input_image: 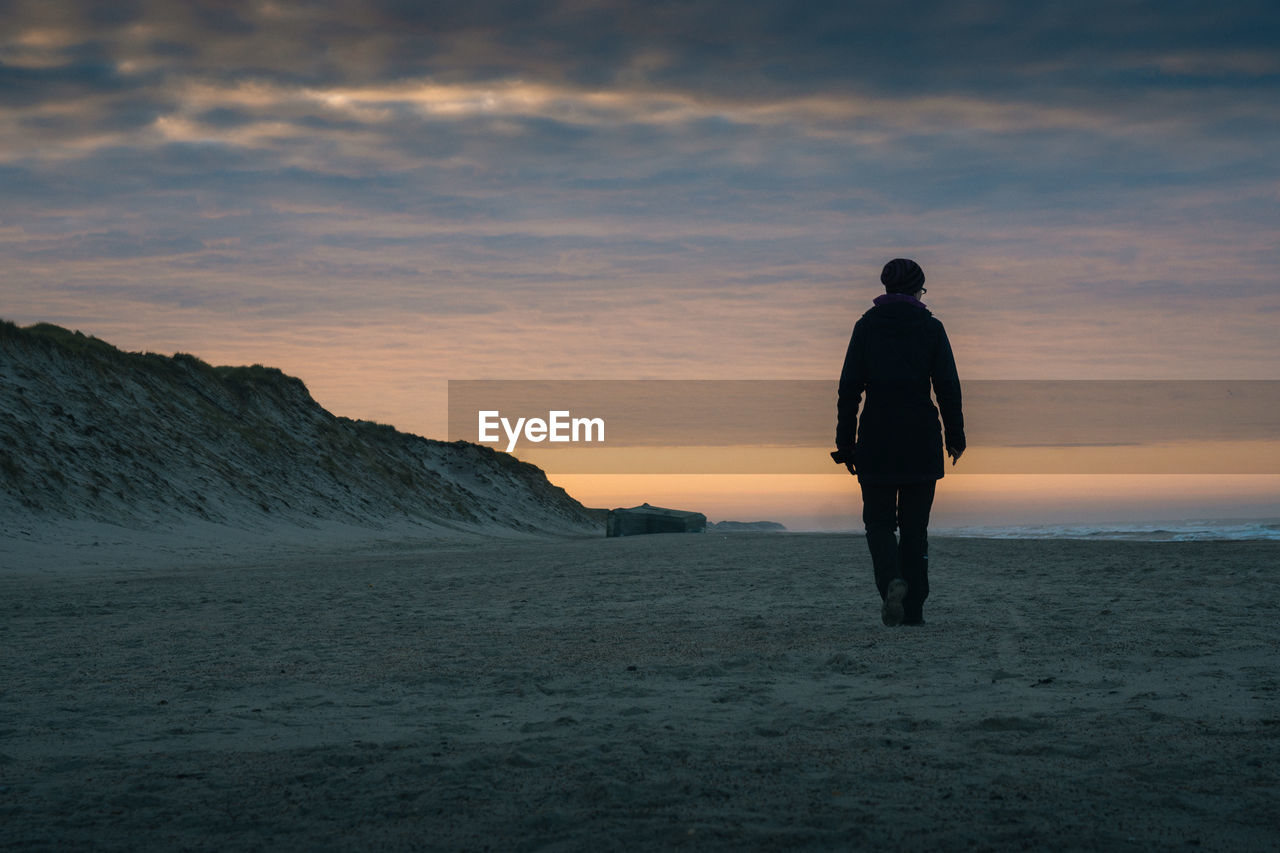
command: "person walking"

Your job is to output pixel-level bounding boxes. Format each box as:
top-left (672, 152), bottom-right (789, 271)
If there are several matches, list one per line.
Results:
top-left (834, 258), bottom-right (965, 626)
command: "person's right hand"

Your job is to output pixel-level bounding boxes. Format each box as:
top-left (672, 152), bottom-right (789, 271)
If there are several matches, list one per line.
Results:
top-left (947, 446), bottom-right (964, 465)
top-left (831, 445), bottom-right (856, 475)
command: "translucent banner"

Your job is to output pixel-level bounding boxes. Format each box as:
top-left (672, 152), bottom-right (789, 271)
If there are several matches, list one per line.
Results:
top-left (447, 380), bottom-right (1280, 474)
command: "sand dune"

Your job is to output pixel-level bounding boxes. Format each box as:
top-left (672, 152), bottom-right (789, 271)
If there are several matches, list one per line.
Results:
top-left (1, 532), bottom-right (1276, 850)
top-left (0, 321), bottom-right (599, 536)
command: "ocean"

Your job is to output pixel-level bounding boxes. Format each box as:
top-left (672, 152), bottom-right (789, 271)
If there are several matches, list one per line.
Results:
top-left (933, 518), bottom-right (1280, 542)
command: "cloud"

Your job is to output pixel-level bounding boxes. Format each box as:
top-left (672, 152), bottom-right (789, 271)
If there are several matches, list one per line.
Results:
top-left (0, 0), bottom-right (1276, 434)
top-left (14, 229), bottom-right (205, 260)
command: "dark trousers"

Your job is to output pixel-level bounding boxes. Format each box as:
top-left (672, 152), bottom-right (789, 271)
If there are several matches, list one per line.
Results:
top-left (860, 480), bottom-right (936, 620)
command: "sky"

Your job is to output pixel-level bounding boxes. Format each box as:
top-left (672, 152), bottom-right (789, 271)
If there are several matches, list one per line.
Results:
top-left (3, 0), bottom-right (1278, 528)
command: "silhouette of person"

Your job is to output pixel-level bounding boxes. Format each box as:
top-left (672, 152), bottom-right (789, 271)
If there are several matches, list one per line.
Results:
top-left (834, 258), bottom-right (965, 626)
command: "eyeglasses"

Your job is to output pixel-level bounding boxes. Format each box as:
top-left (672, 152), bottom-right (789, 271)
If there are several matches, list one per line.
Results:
top-left (919, 287), bottom-right (927, 295)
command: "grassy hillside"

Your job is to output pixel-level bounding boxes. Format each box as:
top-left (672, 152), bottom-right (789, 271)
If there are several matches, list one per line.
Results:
top-left (0, 320), bottom-right (601, 534)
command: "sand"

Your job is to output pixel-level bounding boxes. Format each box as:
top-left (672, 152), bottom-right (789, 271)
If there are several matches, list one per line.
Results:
top-left (1, 532), bottom-right (1277, 851)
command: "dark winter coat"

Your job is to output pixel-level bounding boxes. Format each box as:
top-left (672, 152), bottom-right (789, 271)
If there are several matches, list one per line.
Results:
top-left (836, 298), bottom-right (965, 484)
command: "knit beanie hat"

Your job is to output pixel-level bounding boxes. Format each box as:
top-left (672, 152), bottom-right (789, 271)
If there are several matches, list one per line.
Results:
top-left (881, 258), bottom-right (925, 293)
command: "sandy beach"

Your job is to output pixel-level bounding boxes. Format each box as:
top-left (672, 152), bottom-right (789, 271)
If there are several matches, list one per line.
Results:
top-left (1, 532), bottom-right (1277, 851)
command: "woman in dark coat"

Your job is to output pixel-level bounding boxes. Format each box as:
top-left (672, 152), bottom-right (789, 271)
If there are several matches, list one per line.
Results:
top-left (835, 258), bottom-right (965, 626)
